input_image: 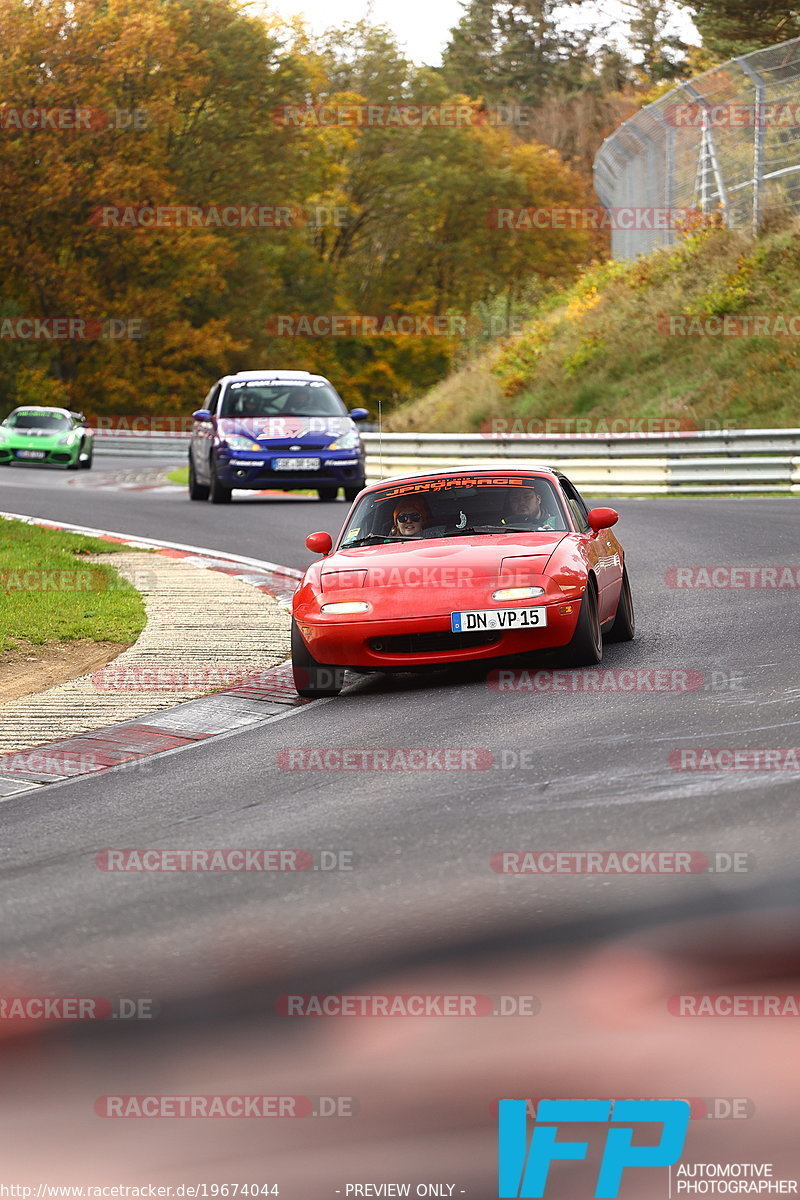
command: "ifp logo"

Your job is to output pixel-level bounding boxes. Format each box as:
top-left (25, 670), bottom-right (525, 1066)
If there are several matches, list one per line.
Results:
top-left (498, 1098), bottom-right (690, 1197)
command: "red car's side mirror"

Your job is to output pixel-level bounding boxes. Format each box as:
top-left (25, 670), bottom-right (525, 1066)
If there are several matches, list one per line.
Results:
top-left (306, 531), bottom-right (333, 555)
top-left (587, 507), bottom-right (619, 533)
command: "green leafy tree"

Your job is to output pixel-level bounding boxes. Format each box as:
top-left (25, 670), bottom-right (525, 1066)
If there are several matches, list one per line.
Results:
top-left (442, 0), bottom-right (598, 106)
top-left (622, 0), bottom-right (690, 82)
top-left (688, 0), bottom-right (800, 59)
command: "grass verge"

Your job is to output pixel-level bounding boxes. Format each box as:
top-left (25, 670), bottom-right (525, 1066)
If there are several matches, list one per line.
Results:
top-left (0, 518), bottom-right (147, 652)
top-left (388, 220), bottom-right (800, 433)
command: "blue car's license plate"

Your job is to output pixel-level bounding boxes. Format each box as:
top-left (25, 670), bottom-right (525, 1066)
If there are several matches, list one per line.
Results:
top-left (272, 457), bottom-right (320, 471)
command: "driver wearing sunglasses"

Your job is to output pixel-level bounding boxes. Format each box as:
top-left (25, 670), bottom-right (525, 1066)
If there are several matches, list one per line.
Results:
top-left (391, 497), bottom-right (430, 538)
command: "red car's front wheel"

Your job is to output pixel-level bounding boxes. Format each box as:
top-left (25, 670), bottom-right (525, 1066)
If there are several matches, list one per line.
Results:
top-left (560, 579), bottom-right (602, 667)
top-left (291, 620), bottom-right (344, 698)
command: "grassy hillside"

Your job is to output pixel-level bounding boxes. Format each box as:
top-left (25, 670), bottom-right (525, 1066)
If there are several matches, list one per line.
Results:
top-left (387, 222), bottom-right (800, 432)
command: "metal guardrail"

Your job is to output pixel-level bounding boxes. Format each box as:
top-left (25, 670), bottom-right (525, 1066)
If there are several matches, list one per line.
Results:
top-left (94, 429), bottom-right (800, 494)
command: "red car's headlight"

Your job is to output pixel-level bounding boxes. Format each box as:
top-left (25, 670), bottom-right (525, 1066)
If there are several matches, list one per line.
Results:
top-left (320, 601), bottom-right (371, 614)
top-left (491, 586), bottom-right (545, 601)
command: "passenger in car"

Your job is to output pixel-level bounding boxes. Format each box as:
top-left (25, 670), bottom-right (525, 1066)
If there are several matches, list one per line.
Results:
top-left (502, 485), bottom-right (554, 530)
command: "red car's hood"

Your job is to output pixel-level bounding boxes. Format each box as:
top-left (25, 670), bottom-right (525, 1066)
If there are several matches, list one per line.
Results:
top-left (321, 532), bottom-right (567, 586)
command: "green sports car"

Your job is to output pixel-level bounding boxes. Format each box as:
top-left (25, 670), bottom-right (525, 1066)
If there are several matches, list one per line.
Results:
top-left (0, 406), bottom-right (94, 470)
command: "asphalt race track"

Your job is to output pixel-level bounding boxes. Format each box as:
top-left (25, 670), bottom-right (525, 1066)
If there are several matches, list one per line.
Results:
top-left (0, 456), bottom-right (797, 991)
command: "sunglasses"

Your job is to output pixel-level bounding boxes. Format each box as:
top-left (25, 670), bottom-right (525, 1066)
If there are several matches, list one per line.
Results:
top-left (396, 512), bottom-right (423, 522)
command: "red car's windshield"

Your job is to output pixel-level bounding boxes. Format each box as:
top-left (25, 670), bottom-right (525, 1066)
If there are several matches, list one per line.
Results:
top-left (340, 475), bottom-right (569, 547)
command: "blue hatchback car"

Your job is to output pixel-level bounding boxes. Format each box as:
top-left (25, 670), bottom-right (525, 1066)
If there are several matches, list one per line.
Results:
top-left (188, 370), bottom-right (369, 504)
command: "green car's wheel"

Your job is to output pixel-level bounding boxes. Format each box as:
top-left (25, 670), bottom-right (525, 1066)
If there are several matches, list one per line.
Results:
top-left (79, 443), bottom-right (93, 469)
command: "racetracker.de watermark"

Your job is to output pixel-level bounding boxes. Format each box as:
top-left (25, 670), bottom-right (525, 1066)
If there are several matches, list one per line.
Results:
top-left (265, 314), bottom-right (480, 337)
top-left (0, 318), bottom-right (145, 340)
top-left (669, 994), bottom-right (800, 1016)
top-left (93, 848), bottom-right (354, 871)
top-left (273, 103), bottom-right (602, 129)
top-left (488, 206), bottom-right (697, 231)
top-left (666, 566), bottom-right (800, 588)
top-left (0, 751), bottom-right (103, 776)
top-left (276, 993), bottom-right (539, 1016)
top-left (664, 101), bottom-right (800, 127)
top-left (90, 666), bottom-right (276, 691)
top-left (659, 314), bottom-right (800, 337)
top-left (1, 569), bottom-right (102, 592)
top-left (90, 204), bottom-right (307, 229)
top-left (669, 748), bottom-right (799, 770)
top-left (489, 1097), bottom-right (755, 1121)
top-left (276, 748), bottom-right (492, 770)
top-left (95, 1095), bottom-right (356, 1117)
top-left (273, 103), bottom-right (477, 127)
top-left (0, 106), bottom-right (147, 131)
top-left (480, 417), bottom-right (728, 437)
top-left (0, 996), bottom-right (155, 1020)
top-left (486, 668), bottom-right (707, 693)
top-left (0, 567), bottom-right (156, 592)
top-left (91, 204), bottom-right (356, 230)
top-left (490, 850), bottom-right (753, 874)
top-left (91, 415), bottom-right (194, 435)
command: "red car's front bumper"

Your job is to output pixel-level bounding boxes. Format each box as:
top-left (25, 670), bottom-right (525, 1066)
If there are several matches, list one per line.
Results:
top-left (294, 600), bottom-right (582, 670)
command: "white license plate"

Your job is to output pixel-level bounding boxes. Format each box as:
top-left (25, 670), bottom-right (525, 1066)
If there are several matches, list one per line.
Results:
top-left (16, 449), bottom-right (46, 459)
top-left (272, 457), bottom-right (320, 471)
top-left (451, 607), bottom-right (547, 632)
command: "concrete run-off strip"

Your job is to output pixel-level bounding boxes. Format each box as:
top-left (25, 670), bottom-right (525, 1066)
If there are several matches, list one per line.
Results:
top-left (0, 515), bottom-right (305, 793)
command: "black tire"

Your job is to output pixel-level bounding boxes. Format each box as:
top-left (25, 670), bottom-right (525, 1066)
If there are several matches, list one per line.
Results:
top-left (209, 458), bottom-right (232, 504)
top-left (317, 487), bottom-right (338, 501)
top-left (291, 620), bottom-right (344, 697)
top-left (344, 481), bottom-right (365, 502)
top-left (188, 455), bottom-right (210, 501)
top-left (79, 443), bottom-right (93, 470)
top-left (560, 578), bottom-right (602, 667)
top-left (606, 564), bottom-right (635, 643)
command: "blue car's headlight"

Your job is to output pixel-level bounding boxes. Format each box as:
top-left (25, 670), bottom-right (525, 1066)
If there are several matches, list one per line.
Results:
top-left (328, 429), bottom-right (360, 451)
top-left (221, 435), bottom-right (261, 451)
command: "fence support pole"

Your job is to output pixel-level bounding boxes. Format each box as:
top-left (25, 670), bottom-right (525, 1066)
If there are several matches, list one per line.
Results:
top-left (652, 109), bottom-right (675, 245)
top-left (685, 84), bottom-right (730, 221)
top-left (736, 58), bottom-right (766, 235)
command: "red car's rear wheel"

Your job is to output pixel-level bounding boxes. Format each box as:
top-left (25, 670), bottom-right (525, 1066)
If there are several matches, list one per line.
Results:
top-left (606, 564), bottom-right (635, 643)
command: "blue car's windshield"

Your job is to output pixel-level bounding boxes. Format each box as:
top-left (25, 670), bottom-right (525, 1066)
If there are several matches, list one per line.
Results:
top-left (220, 381), bottom-right (346, 418)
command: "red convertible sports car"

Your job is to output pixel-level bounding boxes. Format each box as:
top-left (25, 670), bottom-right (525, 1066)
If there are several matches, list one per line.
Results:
top-left (291, 466), bottom-right (634, 697)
